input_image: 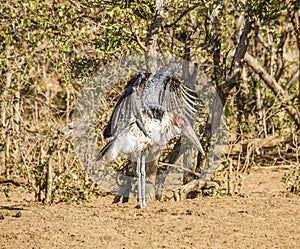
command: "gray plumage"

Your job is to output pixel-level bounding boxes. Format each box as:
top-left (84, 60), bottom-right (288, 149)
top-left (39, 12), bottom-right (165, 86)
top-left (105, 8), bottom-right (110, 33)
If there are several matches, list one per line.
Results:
top-left (96, 62), bottom-right (205, 207)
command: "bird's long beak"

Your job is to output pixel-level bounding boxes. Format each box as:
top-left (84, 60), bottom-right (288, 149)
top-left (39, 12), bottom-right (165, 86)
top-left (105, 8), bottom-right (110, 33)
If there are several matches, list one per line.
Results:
top-left (181, 124), bottom-right (205, 156)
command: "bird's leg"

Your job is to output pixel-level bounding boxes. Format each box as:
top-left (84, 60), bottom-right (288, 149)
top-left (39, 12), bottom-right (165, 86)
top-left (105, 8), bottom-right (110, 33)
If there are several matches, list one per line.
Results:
top-left (136, 152), bottom-right (143, 208)
top-left (141, 153), bottom-right (146, 206)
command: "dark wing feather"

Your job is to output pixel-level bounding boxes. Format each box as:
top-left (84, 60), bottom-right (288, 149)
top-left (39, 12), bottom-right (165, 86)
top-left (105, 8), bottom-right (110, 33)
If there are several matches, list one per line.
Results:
top-left (103, 71), bottom-right (150, 139)
top-left (140, 62), bottom-right (205, 156)
top-left (96, 139), bottom-right (113, 161)
top-left (142, 63), bottom-right (204, 119)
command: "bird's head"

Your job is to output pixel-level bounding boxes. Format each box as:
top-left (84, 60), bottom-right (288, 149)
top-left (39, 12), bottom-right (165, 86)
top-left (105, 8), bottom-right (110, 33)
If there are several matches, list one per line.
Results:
top-left (174, 114), bottom-right (187, 128)
top-left (174, 113), bottom-right (205, 156)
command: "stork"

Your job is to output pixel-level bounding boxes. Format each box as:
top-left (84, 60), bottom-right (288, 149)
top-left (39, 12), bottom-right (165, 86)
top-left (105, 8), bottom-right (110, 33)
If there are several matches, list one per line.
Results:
top-left (96, 63), bottom-right (205, 208)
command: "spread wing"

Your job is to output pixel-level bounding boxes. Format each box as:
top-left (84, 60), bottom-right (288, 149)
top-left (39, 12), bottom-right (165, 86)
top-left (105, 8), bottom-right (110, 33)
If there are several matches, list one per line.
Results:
top-left (96, 71), bottom-right (150, 161)
top-left (103, 71), bottom-right (151, 139)
top-left (97, 63), bottom-right (205, 161)
top-left (140, 62), bottom-right (205, 156)
top-left (142, 62), bottom-right (204, 121)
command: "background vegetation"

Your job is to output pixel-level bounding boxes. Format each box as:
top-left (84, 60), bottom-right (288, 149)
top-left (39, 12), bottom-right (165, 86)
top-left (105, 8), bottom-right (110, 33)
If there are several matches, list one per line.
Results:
top-left (1, 0), bottom-right (299, 202)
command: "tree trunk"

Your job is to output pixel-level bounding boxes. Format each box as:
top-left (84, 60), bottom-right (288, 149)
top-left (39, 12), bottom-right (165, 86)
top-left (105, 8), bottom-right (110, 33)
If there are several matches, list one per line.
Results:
top-left (199, 13), bottom-right (255, 183)
top-left (144, 0), bottom-right (165, 73)
top-left (45, 161), bottom-right (53, 203)
top-left (143, 0), bottom-right (165, 200)
top-left (2, 72), bottom-right (12, 178)
top-left (285, 0), bottom-right (300, 111)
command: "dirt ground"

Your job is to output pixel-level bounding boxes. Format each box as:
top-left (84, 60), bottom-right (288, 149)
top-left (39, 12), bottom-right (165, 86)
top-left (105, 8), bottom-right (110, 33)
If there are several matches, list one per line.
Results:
top-left (1, 167), bottom-right (300, 249)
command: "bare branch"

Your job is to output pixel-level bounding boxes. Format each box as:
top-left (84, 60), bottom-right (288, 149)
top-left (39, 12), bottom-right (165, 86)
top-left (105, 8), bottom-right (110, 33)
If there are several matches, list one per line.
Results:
top-left (165, 3), bottom-right (203, 28)
top-left (223, 17), bottom-right (255, 96)
top-left (275, 26), bottom-right (289, 81)
top-left (244, 52), bottom-right (300, 127)
top-left (285, 0), bottom-right (300, 110)
top-left (284, 69), bottom-right (300, 90)
top-left (204, 2), bottom-right (224, 83)
top-left (158, 162), bottom-right (200, 177)
top-left (285, 0), bottom-right (300, 50)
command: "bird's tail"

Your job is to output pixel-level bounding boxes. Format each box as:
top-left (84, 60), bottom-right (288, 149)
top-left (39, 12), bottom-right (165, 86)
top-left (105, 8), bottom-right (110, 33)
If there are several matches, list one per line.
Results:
top-left (95, 140), bottom-right (113, 161)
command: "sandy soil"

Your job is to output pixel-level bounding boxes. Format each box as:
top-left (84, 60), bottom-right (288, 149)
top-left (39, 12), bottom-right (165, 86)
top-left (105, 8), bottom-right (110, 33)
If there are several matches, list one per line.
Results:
top-left (1, 167), bottom-right (300, 249)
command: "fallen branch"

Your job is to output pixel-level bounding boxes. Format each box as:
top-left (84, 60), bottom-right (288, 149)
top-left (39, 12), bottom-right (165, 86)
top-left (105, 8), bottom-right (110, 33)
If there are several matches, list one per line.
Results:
top-left (0, 178), bottom-right (27, 187)
top-left (158, 162), bottom-right (200, 177)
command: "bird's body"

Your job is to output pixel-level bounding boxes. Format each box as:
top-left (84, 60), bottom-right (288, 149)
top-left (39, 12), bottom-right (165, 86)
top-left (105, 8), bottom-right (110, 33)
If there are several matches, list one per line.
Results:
top-left (96, 63), bottom-right (205, 208)
top-left (101, 112), bottom-right (184, 162)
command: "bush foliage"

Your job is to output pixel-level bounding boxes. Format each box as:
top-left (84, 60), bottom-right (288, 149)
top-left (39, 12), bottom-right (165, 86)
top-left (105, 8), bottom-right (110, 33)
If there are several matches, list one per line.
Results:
top-left (1, 0), bottom-right (299, 201)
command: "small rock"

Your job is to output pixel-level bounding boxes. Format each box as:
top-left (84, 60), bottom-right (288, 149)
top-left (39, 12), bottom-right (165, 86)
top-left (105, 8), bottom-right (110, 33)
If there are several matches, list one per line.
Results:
top-left (0, 214), bottom-right (4, 220)
top-left (12, 211), bottom-right (22, 218)
top-left (158, 208), bottom-right (167, 212)
top-left (237, 210), bottom-right (248, 214)
top-left (186, 210), bottom-right (193, 215)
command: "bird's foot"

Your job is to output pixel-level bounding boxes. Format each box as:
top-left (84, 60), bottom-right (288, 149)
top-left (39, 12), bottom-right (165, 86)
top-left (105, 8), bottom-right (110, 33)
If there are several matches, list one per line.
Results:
top-left (136, 199), bottom-right (147, 209)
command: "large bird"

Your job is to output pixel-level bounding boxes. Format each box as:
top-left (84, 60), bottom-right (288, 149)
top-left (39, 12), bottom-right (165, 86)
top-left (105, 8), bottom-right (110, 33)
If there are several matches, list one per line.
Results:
top-left (96, 62), bottom-right (205, 208)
